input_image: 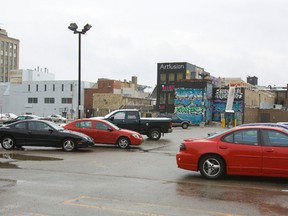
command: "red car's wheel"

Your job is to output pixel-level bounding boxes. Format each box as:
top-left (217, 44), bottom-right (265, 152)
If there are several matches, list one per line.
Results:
top-left (117, 137), bottom-right (130, 149)
top-left (199, 155), bottom-right (226, 179)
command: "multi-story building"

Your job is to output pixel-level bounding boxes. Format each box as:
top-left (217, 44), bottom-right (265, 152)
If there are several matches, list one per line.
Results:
top-left (0, 80), bottom-right (94, 119)
top-left (156, 62), bottom-right (212, 124)
top-left (0, 28), bottom-right (19, 82)
top-left (84, 76), bottom-right (153, 117)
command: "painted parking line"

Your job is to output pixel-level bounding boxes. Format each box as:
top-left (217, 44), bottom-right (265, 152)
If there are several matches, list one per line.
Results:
top-left (14, 213), bottom-right (48, 216)
top-left (64, 195), bottom-right (243, 216)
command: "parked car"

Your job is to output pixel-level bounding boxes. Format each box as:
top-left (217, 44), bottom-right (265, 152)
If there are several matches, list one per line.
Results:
top-left (93, 109), bottom-right (173, 140)
top-left (63, 118), bottom-right (143, 149)
top-left (176, 125), bottom-right (288, 179)
top-left (47, 114), bottom-right (67, 123)
top-left (277, 122), bottom-right (288, 126)
top-left (239, 122), bottom-right (288, 129)
top-left (3, 114), bottom-right (40, 125)
top-left (0, 119), bottom-right (94, 151)
top-left (158, 114), bottom-right (191, 129)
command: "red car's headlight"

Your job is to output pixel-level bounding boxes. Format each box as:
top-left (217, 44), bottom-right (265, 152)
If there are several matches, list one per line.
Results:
top-left (132, 133), bottom-right (142, 139)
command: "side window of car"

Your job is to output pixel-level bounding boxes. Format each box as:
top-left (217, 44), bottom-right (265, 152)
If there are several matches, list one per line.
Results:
top-left (222, 129), bottom-right (258, 145)
top-left (76, 121), bottom-right (92, 128)
top-left (222, 133), bottom-right (234, 143)
top-left (15, 122), bottom-right (26, 130)
top-left (262, 129), bottom-right (288, 147)
top-left (28, 122), bottom-right (50, 131)
top-left (95, 122), bottom-right (110, 130)
top-left (113, 112), bottom-right (125, 120)
top-left (126, 112), bottom-right (137, 120)
top-left (172, 116), bottom-right (178, 120)
top-left (234, 130), bottom-right (258, 145)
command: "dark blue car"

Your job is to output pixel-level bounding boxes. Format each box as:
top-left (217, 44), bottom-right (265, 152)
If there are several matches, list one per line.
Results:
top-left (158, 114), bottom-right (191, 129)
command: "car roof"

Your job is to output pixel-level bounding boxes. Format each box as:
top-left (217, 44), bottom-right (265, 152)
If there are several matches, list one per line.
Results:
top-left (239, 123), bottom-right (288, 129)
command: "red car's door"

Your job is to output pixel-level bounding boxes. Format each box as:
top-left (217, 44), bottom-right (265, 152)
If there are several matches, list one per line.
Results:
top-left (218, 129), bottom-right (262, 175)
top-left (92, 121), bottom-right (117, 144)
top-left (261, 129), bottom-right (288, 176)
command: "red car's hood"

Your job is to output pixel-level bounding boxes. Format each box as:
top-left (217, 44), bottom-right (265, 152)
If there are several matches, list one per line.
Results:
top-left (119, 128), bottom-right (139, 134)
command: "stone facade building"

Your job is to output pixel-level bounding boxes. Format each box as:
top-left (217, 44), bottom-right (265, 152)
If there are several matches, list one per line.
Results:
top-left (0, 28), bottom-right (19, 82)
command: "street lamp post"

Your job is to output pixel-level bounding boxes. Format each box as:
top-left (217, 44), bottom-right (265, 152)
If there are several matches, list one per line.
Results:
top-left (68, 23), bottom-right (92, 119)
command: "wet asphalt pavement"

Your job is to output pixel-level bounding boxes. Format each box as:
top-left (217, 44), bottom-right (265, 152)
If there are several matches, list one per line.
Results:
top-left (0, 125), bottom-right (288, 216)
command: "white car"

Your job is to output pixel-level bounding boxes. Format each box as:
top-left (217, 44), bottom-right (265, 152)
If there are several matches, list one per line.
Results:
top-left (48, 114), bottom-right (67, 123)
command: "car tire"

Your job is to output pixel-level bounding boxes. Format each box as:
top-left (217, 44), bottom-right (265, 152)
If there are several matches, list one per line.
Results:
top-left (182, 123), bottom-right (189, 129)
top-left (148, 128), bottom-right (161, 140)
top-left (1, 136), bottom-right (16, 150)
top-left (117, 137), bottom-right (130, 149)
top-left (199, 154), bottom-right (226, 179)
top-left (62, 138), bottom-right (76, 152)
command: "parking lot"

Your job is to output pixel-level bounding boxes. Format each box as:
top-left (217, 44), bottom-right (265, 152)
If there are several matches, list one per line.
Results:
top-left (0, 125), bottom-right (288, 216)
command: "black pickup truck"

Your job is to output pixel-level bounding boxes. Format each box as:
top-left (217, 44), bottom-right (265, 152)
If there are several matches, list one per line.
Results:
top-left (96, 109), bottom-right (173, 140)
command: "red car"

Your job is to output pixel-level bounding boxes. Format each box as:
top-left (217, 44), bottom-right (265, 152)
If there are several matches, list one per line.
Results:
top-left (63, 119), bottom-right (143, 149)
top-left (176, 126), bottom-right (288, 179)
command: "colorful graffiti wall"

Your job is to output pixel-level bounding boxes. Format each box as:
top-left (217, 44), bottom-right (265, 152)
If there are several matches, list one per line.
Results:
top-left (212, 88), bottom-right (244, 123)
top-left (174, 87), bottom-right (212, 125)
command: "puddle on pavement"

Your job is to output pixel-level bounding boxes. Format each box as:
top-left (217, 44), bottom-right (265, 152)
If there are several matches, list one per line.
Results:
top-left (0, 153), bottom-right (63, 169)
top-left (176, 180), bottom-right (288, 215)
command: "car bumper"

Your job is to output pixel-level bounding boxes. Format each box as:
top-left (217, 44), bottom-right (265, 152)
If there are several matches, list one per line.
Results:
top-left (131, 139), bottom-right (143, 145)
top-left (176, 152), bottom-right (198, 171)
top-left (76, 140), bottom-right (94, 148)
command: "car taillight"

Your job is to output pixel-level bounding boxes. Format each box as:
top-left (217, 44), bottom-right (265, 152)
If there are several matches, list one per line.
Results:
top-left (179, 143), bottom-right (186, 151)
top-left (169, 122), bottom-right (172, 128)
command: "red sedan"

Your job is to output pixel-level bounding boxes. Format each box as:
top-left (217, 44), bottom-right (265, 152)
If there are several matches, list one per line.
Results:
top-left (176, 126), bottom-right (288, 179)
top-left (63, 119), bottom-right (143, 149)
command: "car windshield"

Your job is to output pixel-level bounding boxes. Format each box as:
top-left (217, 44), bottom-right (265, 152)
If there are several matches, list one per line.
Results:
top-left (47, 121), bottom-right (65, 130)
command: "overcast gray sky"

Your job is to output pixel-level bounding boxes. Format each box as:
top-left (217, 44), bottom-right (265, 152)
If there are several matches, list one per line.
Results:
top-left (2, 0), bottom-right (288, 88)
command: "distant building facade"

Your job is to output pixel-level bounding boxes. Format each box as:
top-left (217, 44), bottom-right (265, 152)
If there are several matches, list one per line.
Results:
top-left (156, 62), bottom-right (212, 124)
top-left (84, 76), bottom-right (153, 117)
top-left (0, 28), bottom-right (19, 82)
top-left (10, 67), bottom-right (55, 84)
top-left (0, 80), bottom-right (94, 119)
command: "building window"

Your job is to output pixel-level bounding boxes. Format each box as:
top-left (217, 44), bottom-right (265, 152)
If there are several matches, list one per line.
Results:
top-left (168, 73), bottom-right (175, 82)
top-left (44, 98), bottom-right (55, 104)
top-left (28, 97), bottom-right (38, 104)
top-left (159, 93), bottom-right (166, 104)
top-left (28, 84), bottom-right (30, 92)
top-left (36, 84), bottom-right (38, 91)
top-left (107, 82), bottom-right (111, 87)
top-left (61, 98), bottom-right (72, 104)
top-left (44, 84), bottom-right (47, 91)
top-left (160, 73), bottom-right (166, 84)
top-left (70, 84), bottom-right (73, 91)
top-left (53, 84), bottom-right (55, 91)
top-left (167, 93), bottom-right (174, 104)
top-left (176, 72), bottom-right (183, 81)
top-left (62, 84), bottom-right (64, 91)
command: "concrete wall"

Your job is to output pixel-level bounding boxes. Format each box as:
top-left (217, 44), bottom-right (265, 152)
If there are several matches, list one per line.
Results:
top-left (243, 107), bottom-right (259, 123)
top-left (258, 109), bottom-right (288, 123)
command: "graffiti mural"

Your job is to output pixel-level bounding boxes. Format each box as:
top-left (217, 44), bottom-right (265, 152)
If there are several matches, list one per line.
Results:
top-left (214, 88), bottom-right (243, 100)
top-left (174, 88), bottom-right (212, 125)
top-left (212, 88), bottom-right (244, 123)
